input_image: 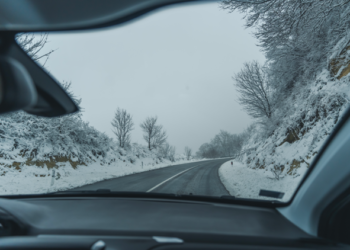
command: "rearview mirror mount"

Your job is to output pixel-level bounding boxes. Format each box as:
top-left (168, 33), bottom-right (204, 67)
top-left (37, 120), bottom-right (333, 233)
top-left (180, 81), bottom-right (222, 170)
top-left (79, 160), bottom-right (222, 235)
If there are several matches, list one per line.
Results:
top-left (0, 57), bottom-right (37, 114)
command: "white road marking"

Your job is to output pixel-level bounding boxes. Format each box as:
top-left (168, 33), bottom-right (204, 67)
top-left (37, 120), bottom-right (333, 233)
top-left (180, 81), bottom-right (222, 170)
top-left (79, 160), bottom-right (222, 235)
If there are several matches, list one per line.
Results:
top-left (146, 164), bottom-right (201, 192)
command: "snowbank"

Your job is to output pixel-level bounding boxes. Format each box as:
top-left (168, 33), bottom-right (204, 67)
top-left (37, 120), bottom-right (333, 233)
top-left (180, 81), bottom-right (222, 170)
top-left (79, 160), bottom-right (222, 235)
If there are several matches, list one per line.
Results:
top-left (0, 158), bottom-right (201, 195)
top-left (219, 160), bottom-right (308, 201)
top-left (0, 108), bottom-right (202, 195)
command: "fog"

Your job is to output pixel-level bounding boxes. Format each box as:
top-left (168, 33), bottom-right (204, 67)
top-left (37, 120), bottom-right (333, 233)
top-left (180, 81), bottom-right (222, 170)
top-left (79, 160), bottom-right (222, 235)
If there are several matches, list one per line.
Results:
top-left (39, 1), bottom-right (265, 153)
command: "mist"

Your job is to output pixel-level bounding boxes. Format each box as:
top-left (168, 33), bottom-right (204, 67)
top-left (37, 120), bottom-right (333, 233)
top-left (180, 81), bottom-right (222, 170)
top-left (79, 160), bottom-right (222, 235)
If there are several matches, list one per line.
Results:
top-left (39, 1), bottom-right (265, 153)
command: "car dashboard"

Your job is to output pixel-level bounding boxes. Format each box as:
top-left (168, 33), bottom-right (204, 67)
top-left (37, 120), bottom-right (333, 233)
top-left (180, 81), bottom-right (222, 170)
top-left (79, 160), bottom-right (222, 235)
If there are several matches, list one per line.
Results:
top-left (0, 197), bottom-right (346, 250)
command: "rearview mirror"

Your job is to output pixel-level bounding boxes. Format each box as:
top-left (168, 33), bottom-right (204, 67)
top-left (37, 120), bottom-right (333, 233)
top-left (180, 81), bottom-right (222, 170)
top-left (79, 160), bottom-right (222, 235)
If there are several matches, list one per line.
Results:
top-left (0, 57), bottom-right (37, 114)
top-left (0, 0), bottom-right (206, 32)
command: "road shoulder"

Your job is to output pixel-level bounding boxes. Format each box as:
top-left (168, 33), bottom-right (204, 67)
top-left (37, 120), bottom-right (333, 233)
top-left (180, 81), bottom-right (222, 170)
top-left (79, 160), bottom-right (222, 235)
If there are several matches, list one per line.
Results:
top-left (218, 160), bottom-right (301, 201)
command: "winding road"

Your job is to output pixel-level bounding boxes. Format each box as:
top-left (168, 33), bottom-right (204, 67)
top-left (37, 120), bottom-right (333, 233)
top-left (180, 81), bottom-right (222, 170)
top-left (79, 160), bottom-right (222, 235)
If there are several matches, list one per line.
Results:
top-left (72, 159), bottom-right (230, 196)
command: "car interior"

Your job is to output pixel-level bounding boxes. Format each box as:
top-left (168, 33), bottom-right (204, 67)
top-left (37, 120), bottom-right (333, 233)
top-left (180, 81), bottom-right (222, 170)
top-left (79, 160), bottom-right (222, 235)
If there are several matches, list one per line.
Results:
top-left (1, 0), bottom-right (350, 249)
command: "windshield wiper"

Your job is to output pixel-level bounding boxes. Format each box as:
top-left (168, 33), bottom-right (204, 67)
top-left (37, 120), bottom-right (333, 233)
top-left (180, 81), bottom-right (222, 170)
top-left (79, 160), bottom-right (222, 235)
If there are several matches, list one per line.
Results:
top-left (259, 189), bottom-right (285, 199)
top-left (220, 195), bottom-right (284, 204)
top-left (2, 190), bottom-right (284, 207)
top-left (54, 189), bottom-right (113, 194)
top-left (52, 190), bottom-right (177, 198)
top-left (52, 190), bottom-right (284, 204)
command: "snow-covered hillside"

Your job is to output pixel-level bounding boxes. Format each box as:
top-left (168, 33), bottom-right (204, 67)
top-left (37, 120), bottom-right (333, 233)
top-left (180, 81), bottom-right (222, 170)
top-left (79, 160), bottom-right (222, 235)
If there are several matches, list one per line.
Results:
top-left (217, 0), bottom-right (350, 201)
top-left (220, 69), bottom-right (350, 201)
top-left (219, 160), bottom-right (305, 201)
top-left (0, 109), bottom-right (196, 195)
top-left (243, 71), bottom-right (349, 173)
top-left (0, 155), bottom-right (197, 195)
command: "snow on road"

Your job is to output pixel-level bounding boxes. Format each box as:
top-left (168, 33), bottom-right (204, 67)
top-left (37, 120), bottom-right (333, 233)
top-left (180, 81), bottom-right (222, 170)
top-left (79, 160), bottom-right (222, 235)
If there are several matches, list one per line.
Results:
top-left (219, 160), bottom-right (308, 201)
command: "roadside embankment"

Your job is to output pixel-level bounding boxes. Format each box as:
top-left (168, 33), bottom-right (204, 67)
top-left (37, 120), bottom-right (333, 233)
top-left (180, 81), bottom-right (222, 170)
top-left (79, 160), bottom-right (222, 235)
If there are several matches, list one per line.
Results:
top-left (218, 160), bottom-right (308, 201)
top-left (0, 158), bottom-right (203, 195)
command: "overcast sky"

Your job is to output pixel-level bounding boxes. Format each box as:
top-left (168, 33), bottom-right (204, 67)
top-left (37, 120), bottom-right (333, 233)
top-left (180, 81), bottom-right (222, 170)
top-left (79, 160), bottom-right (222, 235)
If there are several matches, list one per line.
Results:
top-left (39, 1), bottom-right (265, 153)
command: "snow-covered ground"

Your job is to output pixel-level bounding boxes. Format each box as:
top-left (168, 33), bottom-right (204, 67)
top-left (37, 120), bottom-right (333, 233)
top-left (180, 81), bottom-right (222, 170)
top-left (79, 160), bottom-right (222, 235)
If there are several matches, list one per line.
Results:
top-left (219, 160), bottom-right (308, 201)
top-left (218, 71), bottom-right (350, 202)
top-left (229, 70), bottom-right (350, 191)
top-left (0, 109), bottom-right (207, 195)
top-left (0, 158), bottom-right (202, 195)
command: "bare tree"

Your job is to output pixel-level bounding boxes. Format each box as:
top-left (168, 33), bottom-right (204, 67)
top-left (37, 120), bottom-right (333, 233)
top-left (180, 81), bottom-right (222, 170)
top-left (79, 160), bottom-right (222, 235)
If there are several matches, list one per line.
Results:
top-left (111, 108), bottom-right (134, 148)
top-left (212, 130), bottom-right (232, 157)
top-left (221, 0), bottom-right (350, 91)
top-left (234, 61), bottom-right (272, 119)
top-left (159, 142), bottom-right (171, 158)
top-left (196, 143), bottom-right (220, 159)
top-left (153, 128), bottom-right (167, 149)
top-left (159, 142), bottom-right (176, 162)
top-left (184, 146), bottom-right (192, 160)
top-left (140, 116), bottom-right (167, 150)
top-left (16, 33), bottom-right (55, 66)
top-left (271, 165), bottom-right (283, 180)
top-left (168, 145), bottom-right (176, 162)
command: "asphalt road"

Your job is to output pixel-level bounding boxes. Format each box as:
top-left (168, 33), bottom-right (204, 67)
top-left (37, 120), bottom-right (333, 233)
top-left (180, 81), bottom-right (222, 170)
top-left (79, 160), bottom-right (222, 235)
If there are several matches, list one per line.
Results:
top-left (72, 159), bottom-right (230, 196)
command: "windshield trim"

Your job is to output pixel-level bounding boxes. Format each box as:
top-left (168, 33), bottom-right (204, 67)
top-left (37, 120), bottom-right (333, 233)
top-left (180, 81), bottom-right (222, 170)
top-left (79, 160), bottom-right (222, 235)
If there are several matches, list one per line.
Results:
top-left (0, 191), bottom-right (286, 208)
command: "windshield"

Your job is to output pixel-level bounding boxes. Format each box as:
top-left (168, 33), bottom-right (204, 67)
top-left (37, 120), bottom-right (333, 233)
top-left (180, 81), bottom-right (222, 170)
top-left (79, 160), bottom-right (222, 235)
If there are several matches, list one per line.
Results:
top-left (1, 1), bottom-right (348, 202)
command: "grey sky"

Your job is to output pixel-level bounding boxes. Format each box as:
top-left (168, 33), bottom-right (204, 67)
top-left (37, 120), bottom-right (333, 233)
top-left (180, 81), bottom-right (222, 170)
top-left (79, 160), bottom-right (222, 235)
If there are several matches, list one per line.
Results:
top-left (40, 1), bottom-right (265, 153)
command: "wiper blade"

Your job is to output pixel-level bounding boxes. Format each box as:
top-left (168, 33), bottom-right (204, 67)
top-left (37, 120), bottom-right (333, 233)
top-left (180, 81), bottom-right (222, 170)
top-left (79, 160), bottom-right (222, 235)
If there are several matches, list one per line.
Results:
top-left (220, 195), bottom-right (284, 203)
top-left (3, 190), bottom-right (284, 207)
top-left (53, 190), bottom-right (283, 203)
top-left (52, 190), bottom-right (177, 198)
top-left (259, 189), bottom-right (285, 199)
top-left (54, 189), bottom-right (112, 194)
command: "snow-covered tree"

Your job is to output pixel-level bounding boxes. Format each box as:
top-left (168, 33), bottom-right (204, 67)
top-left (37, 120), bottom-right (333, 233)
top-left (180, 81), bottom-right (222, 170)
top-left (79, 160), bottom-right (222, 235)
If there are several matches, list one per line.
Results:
top-left (111, 108), bottom-right (134, 148)
top-left (234, 61), bottom-right (272, 119)
top-left (196, 130), bottom-right (244, 158)
top-left (16, 33), bottom-right (55, 66)
top-left (222, 0), bottom-right (350, 96)
top-left (158, 142), bottom-right (176, 162)
top-left (140, 116), bottom-right (167, 150)
top-left (196, 143), bottom-right (220, 159)
top-left (0, 33), bottom-right (116, 164)
top-left (221, 0), bottom-right (350, 181)
top-left (184, 146), bottom-right (192, 160)
top-left (168, 145), bottom-right (176, 162)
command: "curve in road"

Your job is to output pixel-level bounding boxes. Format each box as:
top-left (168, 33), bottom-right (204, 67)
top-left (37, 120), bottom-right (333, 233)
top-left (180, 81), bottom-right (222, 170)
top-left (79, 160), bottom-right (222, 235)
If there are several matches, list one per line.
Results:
top-left (72, 159), bottom-right (230, 196)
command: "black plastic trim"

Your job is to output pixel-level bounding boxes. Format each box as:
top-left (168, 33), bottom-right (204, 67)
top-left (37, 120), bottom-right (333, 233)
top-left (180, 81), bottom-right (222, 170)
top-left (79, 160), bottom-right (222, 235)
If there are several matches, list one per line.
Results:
top-left (5, 0), bottom-right (206, 33)
top-left (0, 32), bottom-right (79, 117)
top-left (318, 184), bottom-right (350, 243)
top-left (0, 208), bottom-right (26, 236)
top-left (0, 192), bottom-right (284, 208)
